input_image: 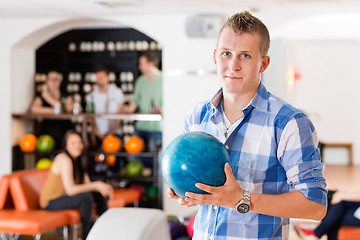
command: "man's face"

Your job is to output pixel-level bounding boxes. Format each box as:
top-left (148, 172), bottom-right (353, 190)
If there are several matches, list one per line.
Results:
top-left (213, 27), bottom-right (269, 97)
top-left (138, 56), bottom-right (152, 74)
top-left (95, 71), bottom-right (109, 88)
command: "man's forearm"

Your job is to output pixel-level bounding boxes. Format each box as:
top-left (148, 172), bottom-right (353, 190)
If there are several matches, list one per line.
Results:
top-left (250, 191), bottom-right (326, 220)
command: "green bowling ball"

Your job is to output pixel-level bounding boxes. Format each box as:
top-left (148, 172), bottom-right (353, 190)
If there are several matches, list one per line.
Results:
top-left (125, 161), bottom-right (143, 177)
top-left (36, 135), bottom-right (55, 153)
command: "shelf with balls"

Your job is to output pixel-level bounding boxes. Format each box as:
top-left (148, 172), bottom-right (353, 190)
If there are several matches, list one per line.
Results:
top-left (17, 133), bottom-right (58, 170)
top-left (17, 132), bottom-right (163, 209)
top-left (89, 134), bottom-right (162, 209)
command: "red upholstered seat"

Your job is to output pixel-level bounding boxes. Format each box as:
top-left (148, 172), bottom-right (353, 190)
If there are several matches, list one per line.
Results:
top-left (0, 169), bottom-right (139, 239)
top-left (0, 174), bottom-right (13, 209)
top-left (110, 188), bottom-right (141, 206)
top-left (0, 169), bottom-right (79, 239)
top-left (0, 209), bottom-right (68, 236)
top-left (9, 169), bottom-right (81, 225)
top-left (338, 226), bottom-right (360, 240)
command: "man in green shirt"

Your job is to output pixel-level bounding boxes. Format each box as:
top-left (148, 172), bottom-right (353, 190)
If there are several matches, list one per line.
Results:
top-left (124, 51), bottom-right (162, 152)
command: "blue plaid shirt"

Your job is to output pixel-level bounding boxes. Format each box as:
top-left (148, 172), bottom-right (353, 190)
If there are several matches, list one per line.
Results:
top-left (183, 82), bottom-right (327, 240)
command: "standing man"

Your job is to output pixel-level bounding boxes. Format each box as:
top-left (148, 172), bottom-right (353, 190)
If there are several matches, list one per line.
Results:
top-left (124, 51), bottom-right (162, 152)
top-left (86, 67), bottom-right (125, 147)
top-left (168, 11), bottom-right (327, 240)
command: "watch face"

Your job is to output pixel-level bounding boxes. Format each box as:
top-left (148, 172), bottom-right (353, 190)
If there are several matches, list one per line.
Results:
top-left (237, 203), bottom-right (250, 213)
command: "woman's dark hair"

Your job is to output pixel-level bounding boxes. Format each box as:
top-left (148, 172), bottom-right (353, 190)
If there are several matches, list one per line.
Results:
top-left (63, 129), bottom-right (85, 184)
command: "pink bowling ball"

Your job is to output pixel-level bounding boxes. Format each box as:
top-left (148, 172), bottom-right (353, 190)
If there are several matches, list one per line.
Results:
top-left (187, 215), bottom-right (195, 238)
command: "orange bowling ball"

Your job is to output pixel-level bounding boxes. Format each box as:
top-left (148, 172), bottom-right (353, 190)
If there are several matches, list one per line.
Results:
top-left (19, 134), bottom-right (37, 152)
top-left (125, 136), bottom-right (145, 154)
top-left (105, 155), bottom-right (116, 166)
top-left (102, 135), bottom-right (122, 153)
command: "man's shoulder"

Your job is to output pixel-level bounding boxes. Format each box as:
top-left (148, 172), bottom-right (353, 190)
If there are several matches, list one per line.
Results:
top-left (187, 100), bottom-right (210, 114)
top-left (265, 93), bottom-right (310, 132)
top-left (136, 74), bottom-right (146, 83)
top-left (265, 93), bottom-right (303, 118)
top-left (185, 100), bottom-right (212, 124)
top-left (109, 84), bottom-right (124, 95)
top-left (156, 71), bottom-right (163, 81)
top-left (87, 86), bottom-right (101, 96)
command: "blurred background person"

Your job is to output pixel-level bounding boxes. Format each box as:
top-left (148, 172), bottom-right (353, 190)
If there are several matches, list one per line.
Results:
top-left (40, 129), bottom-right (113, 240)
top-left (30, 70), bottom-right (73, 150)
top-left (86, 67), bottom-right (125, 148)
top-left (294, 189), bottom-right (360, 240)
top-left (124, 51), bottom-right (162, 152)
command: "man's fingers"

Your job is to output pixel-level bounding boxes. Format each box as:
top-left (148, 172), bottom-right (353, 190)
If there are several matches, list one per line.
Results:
top-left (195, 183), bottom-right (215, 194)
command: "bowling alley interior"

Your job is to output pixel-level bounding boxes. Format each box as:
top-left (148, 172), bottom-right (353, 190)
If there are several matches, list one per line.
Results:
top-left (2, 0), bottom-right (360, 239)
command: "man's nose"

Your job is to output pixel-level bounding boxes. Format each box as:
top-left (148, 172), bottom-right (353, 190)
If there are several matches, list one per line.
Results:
top-left (228, 57), bottom-right (241, 71)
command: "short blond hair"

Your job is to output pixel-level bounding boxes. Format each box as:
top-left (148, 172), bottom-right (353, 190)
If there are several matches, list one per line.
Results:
top-left (218, 11), bottom-right (270, 57)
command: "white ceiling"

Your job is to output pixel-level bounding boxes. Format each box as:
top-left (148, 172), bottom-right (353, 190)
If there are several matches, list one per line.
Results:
top-left (2, 0), bottom-right (360, 18)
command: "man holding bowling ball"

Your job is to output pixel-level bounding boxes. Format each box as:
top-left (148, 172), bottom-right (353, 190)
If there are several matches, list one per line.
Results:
top-left (167, 11), bottom-right (327, 240)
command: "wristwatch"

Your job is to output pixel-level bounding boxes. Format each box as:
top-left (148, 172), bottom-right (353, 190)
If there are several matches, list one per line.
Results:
top-left (235, 190), bottom-right (251, 213)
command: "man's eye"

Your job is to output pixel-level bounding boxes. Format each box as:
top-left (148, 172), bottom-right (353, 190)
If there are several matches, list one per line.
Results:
top-left (222, 51), bottom-right (231, 56)
top-left (241, 53), bottom-right (250, 58)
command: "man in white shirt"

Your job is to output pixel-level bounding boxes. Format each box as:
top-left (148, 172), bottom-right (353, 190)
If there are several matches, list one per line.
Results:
top-left (86, 67), bottom-right (125, 147)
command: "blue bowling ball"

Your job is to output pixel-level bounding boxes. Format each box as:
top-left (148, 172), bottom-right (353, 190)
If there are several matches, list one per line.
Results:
top-left (162, 131), bottom-right (230, 198)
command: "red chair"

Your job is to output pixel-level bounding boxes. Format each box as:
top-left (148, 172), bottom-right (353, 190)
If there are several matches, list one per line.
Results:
top-left (0, 173), bottom-right (70, 240)
top-left (1, 168), bottom-right (139, 239)
top-left (9, 169), bottom-right (81, 239)
top-left (0, 174), bottom-right (12, 209)
top-left (109, 188), bottom-right (141, 208)
top-left (338, 226), bottom-right (360, 240)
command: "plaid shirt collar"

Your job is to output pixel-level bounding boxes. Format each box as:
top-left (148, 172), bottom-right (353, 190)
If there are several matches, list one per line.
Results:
top-left (208, 81), bottom-right (269, 116)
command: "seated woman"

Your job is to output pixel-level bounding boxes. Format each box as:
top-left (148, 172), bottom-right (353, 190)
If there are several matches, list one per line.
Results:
top-left (39, 129), bottom-right (113, 240)
top-left (294, 189), bottom-right (360, 240)
top-left (30, 70), bottom-right (73, 150)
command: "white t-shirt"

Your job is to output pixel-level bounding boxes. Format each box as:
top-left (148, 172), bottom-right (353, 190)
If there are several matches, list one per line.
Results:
top-left (87, 84), bottom-right (125, 135)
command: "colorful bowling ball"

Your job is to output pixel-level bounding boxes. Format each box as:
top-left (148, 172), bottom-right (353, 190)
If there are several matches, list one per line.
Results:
top-left (187, 215), bottom-right (195, 238)
top-left (125, 161), bottom-right (143, 177)
top-left (36, 158), bottom-right (52, 169)
top-left (162, 131), bottom-right (230, 198)
top-left (102, 135), bottom-right (121, 153)
top-left (94, 162), bottom-right (108, 175)
top-left (105, 154), bottom-right (116, 166)
top-left (130, 184), bottom-right (145, 200)
top-left (36, 135), bottom-right (55, 153)
top-left (19, 134), bottom-right (37, 152)
top-left (94, 153), bottom-right (105, 163)
top-left (146, 185), bottom-right (159, 201)
top-left (124, 136), bottom-right (144, 154)
top-left (167, 220), bottom-right (187, 239)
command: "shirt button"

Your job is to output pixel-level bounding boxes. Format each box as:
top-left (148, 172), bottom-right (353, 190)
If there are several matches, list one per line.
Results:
top-left (225, 145), bottom-right (229, 149)
top-left (213, 206), bottom-right (218, 210)
top-left (209, 235), bottom-right (214, 240)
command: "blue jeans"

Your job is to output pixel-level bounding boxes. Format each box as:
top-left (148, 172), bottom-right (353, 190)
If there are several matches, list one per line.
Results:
top-left (45, 192), bottom-right (108, 240)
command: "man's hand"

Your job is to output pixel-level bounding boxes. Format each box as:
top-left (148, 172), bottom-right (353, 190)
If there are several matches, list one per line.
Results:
top-left (167, 188), bottom-right (196, 207)
top-left (184, 163), bottom-right (243, 208)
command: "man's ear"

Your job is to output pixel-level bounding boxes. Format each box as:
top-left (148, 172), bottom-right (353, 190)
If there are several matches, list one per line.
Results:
top-left (213, 49), bottom-right (217, 65)
top-left (260, 56), bottom-right (270, 73)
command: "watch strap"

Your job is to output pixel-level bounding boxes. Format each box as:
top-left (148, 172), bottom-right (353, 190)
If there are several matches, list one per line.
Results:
top-left (242, 190), bottom-right (250, 204)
